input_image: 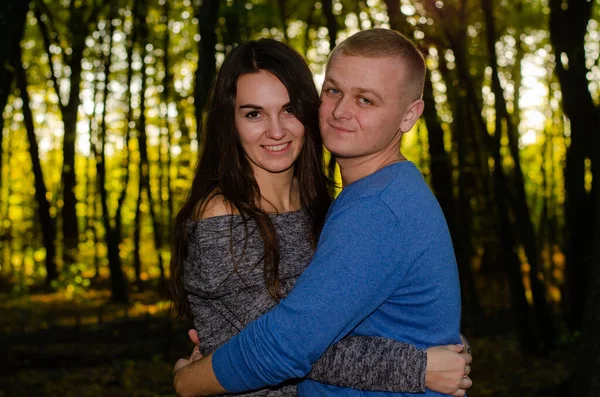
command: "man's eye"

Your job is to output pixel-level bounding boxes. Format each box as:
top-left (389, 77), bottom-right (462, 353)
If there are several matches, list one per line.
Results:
top-left (358, 97), bottom-right (373, 106)
top-left (325, 88), bottom-right (340, 95)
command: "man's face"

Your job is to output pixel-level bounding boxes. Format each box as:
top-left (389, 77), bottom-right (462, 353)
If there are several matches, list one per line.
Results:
top-left (319, 54), bottom-right (410, 163)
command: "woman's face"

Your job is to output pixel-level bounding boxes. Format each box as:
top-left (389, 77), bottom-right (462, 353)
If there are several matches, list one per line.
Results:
top-left (234, 70), bottom-right (305, 179)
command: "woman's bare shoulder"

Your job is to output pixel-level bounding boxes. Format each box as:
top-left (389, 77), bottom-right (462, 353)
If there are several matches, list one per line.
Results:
top-left (192, 192), bottom-right (235, 220)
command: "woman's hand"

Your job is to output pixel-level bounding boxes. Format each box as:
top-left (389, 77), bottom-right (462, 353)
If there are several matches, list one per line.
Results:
top-left (174, 329), bottom-right (204, 373)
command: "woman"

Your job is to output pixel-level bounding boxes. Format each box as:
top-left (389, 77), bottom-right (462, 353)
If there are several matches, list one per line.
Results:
top-left (170, 38), bottom-right (471, 396)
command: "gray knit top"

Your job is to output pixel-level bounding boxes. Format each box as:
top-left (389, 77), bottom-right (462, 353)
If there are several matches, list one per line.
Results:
top-left (183, 210), bottom-right (426, 396)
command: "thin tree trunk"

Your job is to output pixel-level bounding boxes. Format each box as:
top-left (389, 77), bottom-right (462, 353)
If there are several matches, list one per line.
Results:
top-left (87, 70), bottom-right (102, 279)
top-left (423, 73), bottom-right (482, 319)
top-left (96, 12), bottom-right (128, 303)
top-left (448, 24), bottom-right (537, 351)
top-left (549, 0), bottom-right (598, 332)
top-left (0, 0), bottom-right (31, 194)
top-left (277, 0), bottom-right (289, 42)
top-left (572, 101), bottom-right (600, 397)
top-left (323, 0), bottom-right (339, 184)
top-left (303, 6), bottom-right (315, 58)
top-left (113, 1), bottom-right (137, 250)
top-left (385, 0), bottom-right (482, 320)
top-left (162, 1), bottom-right (174, 232)
top-left (482, 0), bottom-right (556, 347)
top-left (2, 128), bottom-right (14, 278)
top-left (138, 0), bottom-right (165, 282)
top-left (34, 2), bottom-right (88, 268)
top-left (15, 45), bottom-right (58, 283)
top-left (194, 0), bottom-right (220, 144)
top-left (322, 0), bottom-right (338, 51)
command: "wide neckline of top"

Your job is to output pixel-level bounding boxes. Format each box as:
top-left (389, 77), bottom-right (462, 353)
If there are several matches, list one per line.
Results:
top-left (185, 208), bottom-right (305, 225)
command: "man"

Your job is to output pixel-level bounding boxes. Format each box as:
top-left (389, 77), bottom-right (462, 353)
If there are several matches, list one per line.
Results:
top-left (174, 28), bottom-right (469, 396)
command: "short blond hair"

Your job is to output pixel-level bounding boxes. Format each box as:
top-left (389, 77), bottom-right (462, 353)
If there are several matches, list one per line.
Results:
top-left (328, 28), bottom-right (426, 100)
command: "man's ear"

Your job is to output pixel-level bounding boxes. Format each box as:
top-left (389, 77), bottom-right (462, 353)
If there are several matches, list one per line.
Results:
top-left (400, 99), bottom-right (425, 133)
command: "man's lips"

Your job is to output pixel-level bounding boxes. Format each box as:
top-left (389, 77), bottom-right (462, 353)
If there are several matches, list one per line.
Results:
top-left (328, 123), bottom-right (354, 133)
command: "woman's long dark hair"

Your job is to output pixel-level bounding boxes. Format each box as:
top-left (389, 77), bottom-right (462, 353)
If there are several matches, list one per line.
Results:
top-left (169, 39), bottom-right (331, 317)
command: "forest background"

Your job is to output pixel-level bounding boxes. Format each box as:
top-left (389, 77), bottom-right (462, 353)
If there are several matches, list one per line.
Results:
top-left (0, 0), bottom-right (599, 396)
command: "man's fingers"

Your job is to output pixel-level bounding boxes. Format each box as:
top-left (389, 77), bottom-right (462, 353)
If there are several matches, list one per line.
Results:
top-left (188, 329), bottom-right (200, 345)
top-left (174, 358), bottom-right (190, 373)
top-left (451, 389), bottom-right (466, 397)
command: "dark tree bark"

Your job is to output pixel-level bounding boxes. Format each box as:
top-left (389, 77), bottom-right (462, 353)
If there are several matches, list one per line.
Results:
top-left (114, 5), bottom-right (135, 254)
top-left (161, 0), bottom-right (173, 232)
top-left (549, 0), bottom-right (598, 332)
top-left (34, 0), bottom-right (110, 269)
top-left (423, 74), bottom-right (482, 320)
top-left (385, 0), bottom-right (481, 320)
top-left (86, 80), bottom-right (100, 279)
top-left (303, 5), bottom-right (315, 58)
top-left (0, 0), bottom-right (31, 199)
top-left (429, 1), bottom-right (537, 350)
top-left (573, 105), bottom-right (600, 397)
top-left (193, 0), bottom-right (220, 143)
top-left (96, 11), bottom-right (128, 304)
top-left (15, 45), bottom-right (58, 283)
top-left (482, 0), bottom-right (557, 347)
top-left (277, 0), bottom-right (289, 42)
top-left (136, 0), bottom-right (165, 283)
top-left (322, 0), bottom-right (339, 185)
top-left (322, 0), bottom-right (338, 51)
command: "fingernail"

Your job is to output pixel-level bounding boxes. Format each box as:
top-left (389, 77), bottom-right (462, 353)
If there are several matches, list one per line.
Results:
top-left (457, 344), bottom-right (464, 348)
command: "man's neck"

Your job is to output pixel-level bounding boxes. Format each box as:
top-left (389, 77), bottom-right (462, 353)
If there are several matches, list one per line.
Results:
top-left (338, 149), bottom-right (406, 187)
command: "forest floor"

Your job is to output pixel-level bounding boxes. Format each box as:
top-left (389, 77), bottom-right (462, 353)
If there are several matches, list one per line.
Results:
top-left (0, 283), bottom-right (572, 397)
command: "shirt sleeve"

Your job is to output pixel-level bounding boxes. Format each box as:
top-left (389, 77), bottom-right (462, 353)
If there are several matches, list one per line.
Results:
top-left (212, 197), bottom-right (414, 393)
top-left (307, 336), bottom-right (427, 392)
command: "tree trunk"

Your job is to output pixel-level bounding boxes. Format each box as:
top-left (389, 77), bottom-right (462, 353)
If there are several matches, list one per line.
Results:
top-left (385, 0), bottom-right (482, 320)
top-left (15, 47), bottom-right (58, 283)
top-left (423, 74), bottom-right (482, 320)
top-left (277, 0), bottom-right (289, 42)
top-left (549, 0), bottom-right (598, 332)
top-left (194, 0), bottom-right (220, 144)
top-left (322, 0), bottom-right (338, 51)
top-left (482, 0), bottom-right (556, 347)
top-left (449, 26), bottom-right (537, 351)
top-left (60, 3), bottom-right (89, 265)
top-left (0, 0), bottom-right (31, 195)
top-left (572, 103), bottom-right (600, 397)
top-left (96, 11), bottom-right (128, 304)
top-left (114, 0), bottom-right (138, 250)
top-left (138, 0), bottom-right (165, 282)
top-left (161, 1), bottom-right (174, 232)
top-left (134, 181), bottom-right (143, 285)
top-left (322, 0), bottom-right (339, 183)
top-left (87, 74), bottom-right (101, 279)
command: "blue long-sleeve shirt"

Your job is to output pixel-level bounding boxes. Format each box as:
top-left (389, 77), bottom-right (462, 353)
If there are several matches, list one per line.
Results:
top-left (212, 161), bottom-right (462, 396)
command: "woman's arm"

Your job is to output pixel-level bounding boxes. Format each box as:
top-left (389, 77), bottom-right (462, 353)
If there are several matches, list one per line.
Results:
top-left (308, 336), bottom-right (472, 395)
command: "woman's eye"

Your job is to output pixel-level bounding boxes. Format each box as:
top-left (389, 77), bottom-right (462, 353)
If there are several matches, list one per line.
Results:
top-left (283, 106), bottom-right (294, 115)
top-left (245, 111), bottom-right (261, 119)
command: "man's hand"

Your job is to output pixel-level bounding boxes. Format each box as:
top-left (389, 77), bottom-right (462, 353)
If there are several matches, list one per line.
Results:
top-left (425, 344), bottom-right (473, 397)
